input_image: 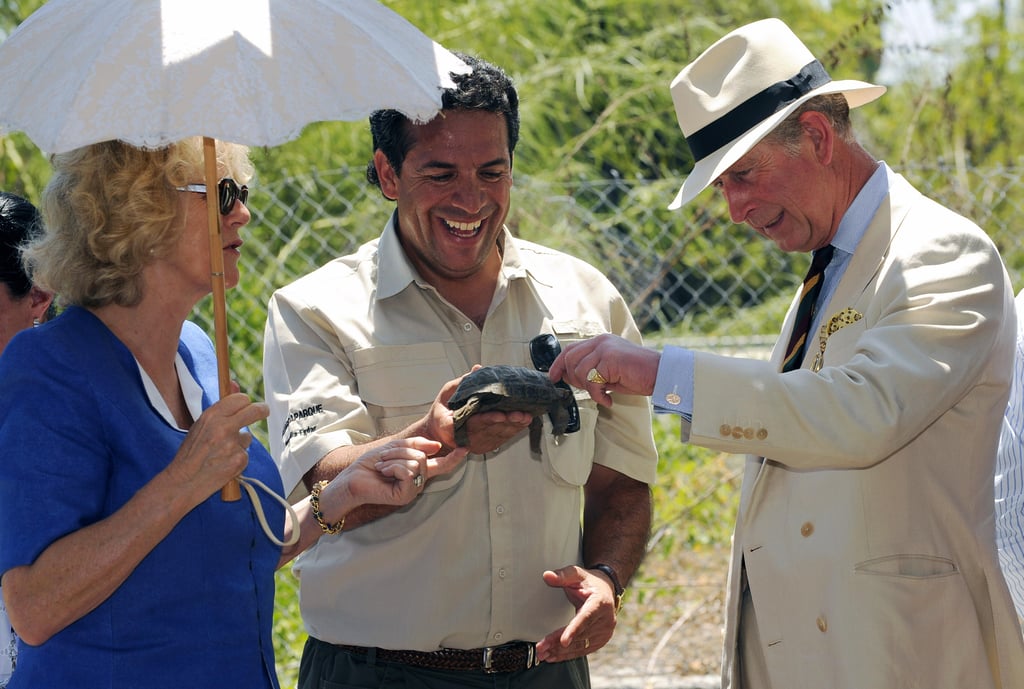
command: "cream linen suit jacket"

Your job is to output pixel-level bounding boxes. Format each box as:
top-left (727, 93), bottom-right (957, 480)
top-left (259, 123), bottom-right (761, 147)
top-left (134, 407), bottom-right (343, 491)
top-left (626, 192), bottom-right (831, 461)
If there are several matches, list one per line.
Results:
top-left (690, 174), bottom-right (1024, 689)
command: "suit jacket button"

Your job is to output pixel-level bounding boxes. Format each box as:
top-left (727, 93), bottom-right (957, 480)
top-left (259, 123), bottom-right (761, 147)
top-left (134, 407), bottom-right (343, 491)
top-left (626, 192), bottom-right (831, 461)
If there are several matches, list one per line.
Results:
top-left (756, 428), bottom-right (768, 440)
top-left (743, 427), bottom-right (754, 439)
top-left (720, 424), bottom-right (732, 436)
top-left (816, 615), bottom-right (828, 633)
top-left (800, 522), bottom-right (814, 537)
top-left (732, 426), bottom-right (743, 439)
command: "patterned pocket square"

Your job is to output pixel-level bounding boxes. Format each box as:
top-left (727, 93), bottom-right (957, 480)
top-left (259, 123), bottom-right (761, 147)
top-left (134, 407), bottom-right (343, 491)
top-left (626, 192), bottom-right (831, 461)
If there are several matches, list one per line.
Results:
top-left (812, 307), bottom-right (863, 372)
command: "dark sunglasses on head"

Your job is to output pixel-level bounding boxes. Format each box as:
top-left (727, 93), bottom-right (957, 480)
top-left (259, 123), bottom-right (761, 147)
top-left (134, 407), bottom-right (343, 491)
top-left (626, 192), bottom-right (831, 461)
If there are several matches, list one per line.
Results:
top-left (176, 177), bottom-right (249, 215)
top-left (529, 333), bottom-right (581, 434)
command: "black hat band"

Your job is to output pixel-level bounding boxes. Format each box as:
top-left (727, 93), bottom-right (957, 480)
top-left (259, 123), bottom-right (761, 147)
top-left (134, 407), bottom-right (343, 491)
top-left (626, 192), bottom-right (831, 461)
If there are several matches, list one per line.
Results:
top-left (685, 60), bottom-right (831, 162)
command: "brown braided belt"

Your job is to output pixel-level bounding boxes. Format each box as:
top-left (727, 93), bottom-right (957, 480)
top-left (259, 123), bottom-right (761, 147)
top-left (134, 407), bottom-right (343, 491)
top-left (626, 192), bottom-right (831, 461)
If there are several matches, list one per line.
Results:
top-left (337, 642), bottom-right (539, 674)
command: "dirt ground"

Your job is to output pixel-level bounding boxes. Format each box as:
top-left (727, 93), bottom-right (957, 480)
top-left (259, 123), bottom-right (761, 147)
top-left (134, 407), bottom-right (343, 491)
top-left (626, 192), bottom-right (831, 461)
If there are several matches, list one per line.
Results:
top-left (586, 546), bottom-right (731, 686)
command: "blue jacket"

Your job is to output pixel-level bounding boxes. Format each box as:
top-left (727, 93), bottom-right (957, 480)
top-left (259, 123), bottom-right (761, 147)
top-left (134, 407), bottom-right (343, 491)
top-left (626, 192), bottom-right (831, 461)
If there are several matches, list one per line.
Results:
top-left (0, 307), bottom-right (283, 689)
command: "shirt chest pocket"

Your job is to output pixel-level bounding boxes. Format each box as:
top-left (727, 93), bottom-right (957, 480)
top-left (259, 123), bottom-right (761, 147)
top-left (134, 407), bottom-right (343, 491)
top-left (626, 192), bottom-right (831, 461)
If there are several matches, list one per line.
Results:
top-left (537, 400), bottom-right (598, 486)
top-left (350, 342), bottom-right (465, 504)
top-left (535, 321), bottom-right (607, 486)
top-left (351, 342), bottom-right (455, 436)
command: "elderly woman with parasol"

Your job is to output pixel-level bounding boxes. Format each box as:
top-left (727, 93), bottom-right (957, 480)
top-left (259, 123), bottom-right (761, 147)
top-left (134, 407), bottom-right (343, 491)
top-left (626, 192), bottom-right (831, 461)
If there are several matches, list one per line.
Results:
top-left (0, 137), bottom-right (466, 689)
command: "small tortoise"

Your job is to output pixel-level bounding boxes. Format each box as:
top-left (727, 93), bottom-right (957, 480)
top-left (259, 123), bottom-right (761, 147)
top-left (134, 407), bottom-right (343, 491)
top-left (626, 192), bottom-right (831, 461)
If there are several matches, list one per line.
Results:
top-left (449, 365), bottom-right (575, 453)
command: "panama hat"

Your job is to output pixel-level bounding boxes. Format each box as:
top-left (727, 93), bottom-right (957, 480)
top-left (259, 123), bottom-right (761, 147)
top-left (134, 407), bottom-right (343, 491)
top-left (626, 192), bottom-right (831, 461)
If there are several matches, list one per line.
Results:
top-left (668, 18), bottom-right (886, 209)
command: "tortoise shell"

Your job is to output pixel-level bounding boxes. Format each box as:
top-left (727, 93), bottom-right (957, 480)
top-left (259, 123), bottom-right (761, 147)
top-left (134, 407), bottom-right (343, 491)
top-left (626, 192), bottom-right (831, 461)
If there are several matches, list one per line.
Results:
top-left (448, 365), bottom-right (575, 450)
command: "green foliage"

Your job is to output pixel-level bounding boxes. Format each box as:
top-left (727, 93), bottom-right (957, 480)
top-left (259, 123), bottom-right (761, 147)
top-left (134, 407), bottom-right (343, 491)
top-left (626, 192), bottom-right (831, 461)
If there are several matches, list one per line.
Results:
top-left (862, 3), bottom-right (1024, 286)
top-left (0, 132), bottom-right (48, 200)
top-left (234, 0), bottom-right (894, 187)
top-left (0, 0), bottom-right (43, 33)
top-left (0, 1), bottom-right (48, 195)
top-left (273, 570), bottom-right (304, 689)
top-left (870, 4), bottom-right (1024, 169)
top-left (647, 418), bottom-right (741, 551)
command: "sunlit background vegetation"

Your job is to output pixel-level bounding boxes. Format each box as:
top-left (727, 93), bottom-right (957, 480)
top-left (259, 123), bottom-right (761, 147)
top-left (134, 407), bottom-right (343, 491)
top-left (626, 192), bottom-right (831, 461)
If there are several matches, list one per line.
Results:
top-left (2, 0), bottom-right (1023, 684)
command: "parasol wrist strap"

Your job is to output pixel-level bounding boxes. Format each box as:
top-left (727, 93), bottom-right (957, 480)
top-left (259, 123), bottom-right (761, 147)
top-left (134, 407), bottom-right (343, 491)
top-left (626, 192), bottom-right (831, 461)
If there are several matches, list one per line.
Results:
top-left (237, 475), bottom-right (300, 547)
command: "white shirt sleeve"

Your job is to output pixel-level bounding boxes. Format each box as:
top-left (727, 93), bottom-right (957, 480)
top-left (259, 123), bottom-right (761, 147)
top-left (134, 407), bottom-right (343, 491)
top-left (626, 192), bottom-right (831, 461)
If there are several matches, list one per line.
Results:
top-left (996, 291), bottom-right (1024, 619)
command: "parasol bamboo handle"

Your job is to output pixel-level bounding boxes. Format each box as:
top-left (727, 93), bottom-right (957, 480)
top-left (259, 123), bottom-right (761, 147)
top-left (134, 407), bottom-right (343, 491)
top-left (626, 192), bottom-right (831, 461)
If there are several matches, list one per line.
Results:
top-left (204, 137), bottom-right (241, 502)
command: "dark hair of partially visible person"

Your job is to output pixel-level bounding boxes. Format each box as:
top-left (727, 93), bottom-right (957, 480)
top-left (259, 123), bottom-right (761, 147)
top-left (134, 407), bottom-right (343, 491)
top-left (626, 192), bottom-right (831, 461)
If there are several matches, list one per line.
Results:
top-left (0, 191), bottom-right (42, 299)
top-left (365, 52), bottom-right (521, 192)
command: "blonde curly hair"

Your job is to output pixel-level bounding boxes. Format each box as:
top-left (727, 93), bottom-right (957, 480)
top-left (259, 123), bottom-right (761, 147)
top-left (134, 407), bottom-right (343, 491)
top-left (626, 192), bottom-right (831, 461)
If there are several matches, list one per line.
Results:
top-left (26, 137), bottom-right (253, 308)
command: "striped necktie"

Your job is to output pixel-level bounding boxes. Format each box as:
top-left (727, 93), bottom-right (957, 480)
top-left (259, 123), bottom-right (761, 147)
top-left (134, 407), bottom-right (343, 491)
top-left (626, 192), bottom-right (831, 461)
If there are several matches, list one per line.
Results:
top-left (782, 245), bottom-right (835, 372)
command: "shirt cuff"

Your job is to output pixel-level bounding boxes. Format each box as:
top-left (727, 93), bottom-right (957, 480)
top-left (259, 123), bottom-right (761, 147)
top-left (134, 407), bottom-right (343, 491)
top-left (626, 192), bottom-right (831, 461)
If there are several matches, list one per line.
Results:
top-left (653, 344), bottom-right (694, 422)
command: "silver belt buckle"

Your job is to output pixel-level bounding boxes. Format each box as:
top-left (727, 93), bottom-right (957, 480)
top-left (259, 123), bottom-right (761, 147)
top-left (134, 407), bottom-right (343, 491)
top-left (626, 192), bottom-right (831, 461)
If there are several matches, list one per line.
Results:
top-left (482, 646), bottom-right (496, 673)
top-left (482, 643), bottom-right (537, 674)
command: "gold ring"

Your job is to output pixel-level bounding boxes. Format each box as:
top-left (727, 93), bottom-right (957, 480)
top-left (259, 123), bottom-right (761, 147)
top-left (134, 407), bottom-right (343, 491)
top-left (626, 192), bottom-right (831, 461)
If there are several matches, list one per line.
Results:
top-left (584, 638), bottom-right (591, 649)
top-left (413, 474), bottom-right (424, 488)
top-left (586, 368), bottom-right (607, 385)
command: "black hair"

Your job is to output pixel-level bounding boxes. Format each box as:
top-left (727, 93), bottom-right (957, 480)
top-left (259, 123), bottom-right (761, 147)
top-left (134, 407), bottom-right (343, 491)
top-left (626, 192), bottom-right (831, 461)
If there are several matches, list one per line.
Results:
top-left (365, 53), bottom-right (520, 192)
top-left (0, 191), bottom-right (42, 298)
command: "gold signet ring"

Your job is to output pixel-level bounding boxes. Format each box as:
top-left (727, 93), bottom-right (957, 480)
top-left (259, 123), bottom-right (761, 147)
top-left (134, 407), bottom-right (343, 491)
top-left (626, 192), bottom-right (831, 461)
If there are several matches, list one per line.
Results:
top-left (586, 368), bottom-right (608, 384)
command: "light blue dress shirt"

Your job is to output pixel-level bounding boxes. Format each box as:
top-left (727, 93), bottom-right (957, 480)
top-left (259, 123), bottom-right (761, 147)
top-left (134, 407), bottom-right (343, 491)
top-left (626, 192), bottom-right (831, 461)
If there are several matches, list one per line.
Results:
top-left (654, 162), bottom-right (892, 420)
top-left (996, 289), bottom-right (1024, 618)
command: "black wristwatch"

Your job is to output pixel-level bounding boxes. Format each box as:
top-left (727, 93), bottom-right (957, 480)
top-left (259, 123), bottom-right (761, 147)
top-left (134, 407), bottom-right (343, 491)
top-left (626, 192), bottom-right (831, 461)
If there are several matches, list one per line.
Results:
top-left (588, 563), bottom-right (624, 612)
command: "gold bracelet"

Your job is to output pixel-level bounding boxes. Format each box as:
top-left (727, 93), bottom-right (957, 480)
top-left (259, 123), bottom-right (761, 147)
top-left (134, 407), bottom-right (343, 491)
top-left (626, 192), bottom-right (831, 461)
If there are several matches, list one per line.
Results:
top-left (309, 480), bottom-right (345, 534)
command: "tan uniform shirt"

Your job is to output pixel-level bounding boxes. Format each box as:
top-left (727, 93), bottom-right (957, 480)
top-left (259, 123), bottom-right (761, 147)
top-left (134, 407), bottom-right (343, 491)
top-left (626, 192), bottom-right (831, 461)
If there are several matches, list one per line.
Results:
top-left (263, 219), bottom-right (657, 651)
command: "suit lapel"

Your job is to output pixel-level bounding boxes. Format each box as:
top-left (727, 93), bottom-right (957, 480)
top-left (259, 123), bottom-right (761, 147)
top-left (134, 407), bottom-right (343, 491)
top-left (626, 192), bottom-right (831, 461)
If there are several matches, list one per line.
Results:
top-left (827, 173), bottom-right (917, 312)
top-left (750, 173), bottom-right (919, 500)
top-left (772, 172), bottom-right (920, 372)
top-left (771, 290), bottom-right (802, 369)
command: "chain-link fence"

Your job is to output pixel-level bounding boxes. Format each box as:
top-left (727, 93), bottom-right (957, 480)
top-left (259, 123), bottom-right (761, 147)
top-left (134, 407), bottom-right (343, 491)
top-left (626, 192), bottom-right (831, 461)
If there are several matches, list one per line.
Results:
top-left (201, 161), bottom-right (1024, 394)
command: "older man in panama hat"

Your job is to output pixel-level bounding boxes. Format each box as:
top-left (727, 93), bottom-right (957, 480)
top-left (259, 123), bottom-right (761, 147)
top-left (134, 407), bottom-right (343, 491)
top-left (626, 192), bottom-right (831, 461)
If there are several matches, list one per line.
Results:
top-left (550, 17), bottom-right (1024, 689)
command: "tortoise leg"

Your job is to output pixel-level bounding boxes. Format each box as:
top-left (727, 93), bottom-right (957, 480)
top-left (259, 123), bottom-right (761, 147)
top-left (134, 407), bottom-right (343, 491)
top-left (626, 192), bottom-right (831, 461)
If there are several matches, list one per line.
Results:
top-left (452, 398), bottom-right (481, 447)
top-left (529, 417), bottom-right (543, 455)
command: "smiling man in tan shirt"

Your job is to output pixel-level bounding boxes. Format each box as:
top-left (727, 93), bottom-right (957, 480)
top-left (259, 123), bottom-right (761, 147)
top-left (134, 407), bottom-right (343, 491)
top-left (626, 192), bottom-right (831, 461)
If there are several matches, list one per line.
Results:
top-left (263, 54), bottom-right (658, 689)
